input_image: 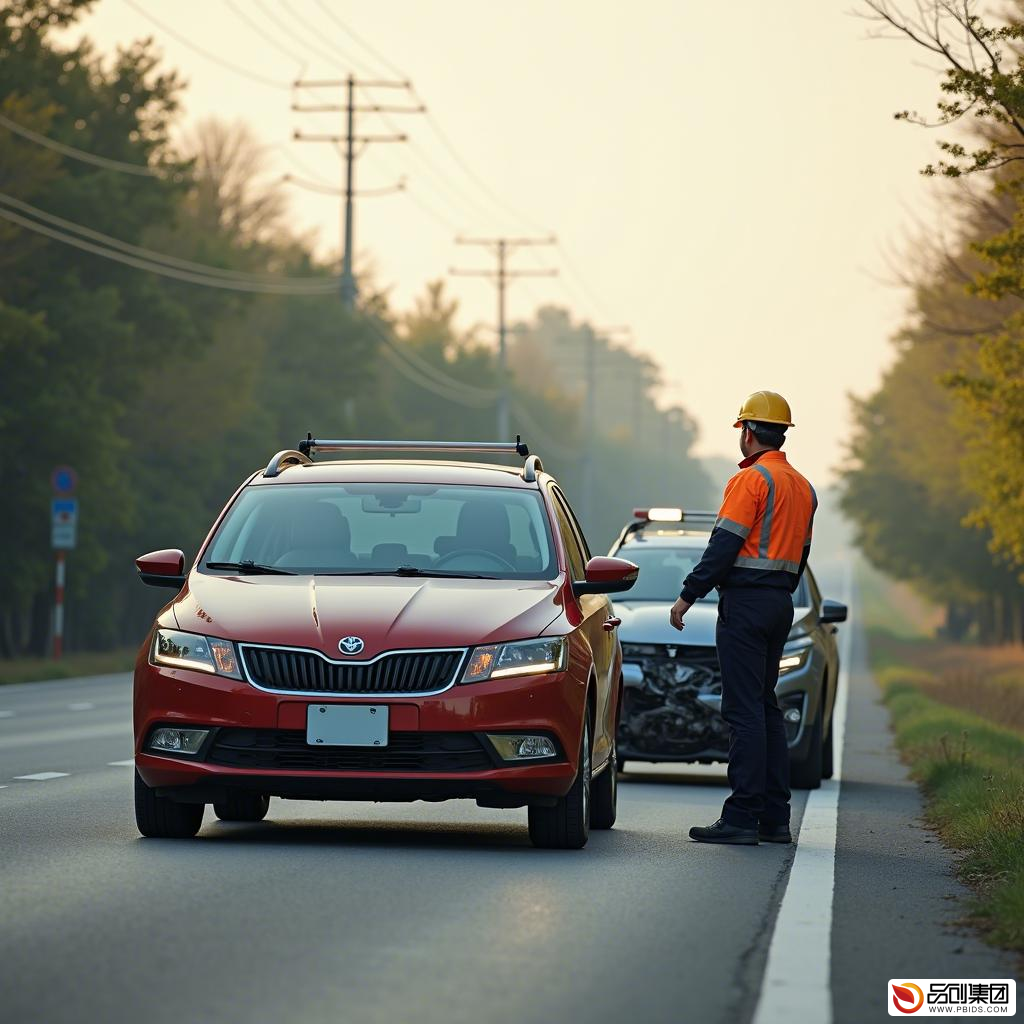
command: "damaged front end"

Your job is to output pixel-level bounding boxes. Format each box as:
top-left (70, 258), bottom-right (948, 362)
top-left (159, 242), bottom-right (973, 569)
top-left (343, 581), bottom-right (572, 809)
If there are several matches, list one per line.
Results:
top-left (618, 642), bottom-right (730, 760)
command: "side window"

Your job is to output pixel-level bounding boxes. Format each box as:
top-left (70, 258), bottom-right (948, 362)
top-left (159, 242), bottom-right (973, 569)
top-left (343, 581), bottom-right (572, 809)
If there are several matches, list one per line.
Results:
top-left (554, 488), bottom-right (593, 561)
top-left (548, 488), bottom-right (586, 579)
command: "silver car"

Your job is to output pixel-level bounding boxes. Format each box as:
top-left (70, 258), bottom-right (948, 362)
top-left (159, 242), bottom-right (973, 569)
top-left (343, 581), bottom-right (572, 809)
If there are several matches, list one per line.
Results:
top-left (609, 509), bottom-right (847, 789)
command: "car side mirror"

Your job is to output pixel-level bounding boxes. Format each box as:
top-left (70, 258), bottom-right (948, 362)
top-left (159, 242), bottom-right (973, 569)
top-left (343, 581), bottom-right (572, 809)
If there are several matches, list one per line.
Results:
top-left (572, 556), bottom-right (639, 596)
top-left (820, 599), bottom-right (848, 624)
top-left (136, 549), bottom-right (187, 589)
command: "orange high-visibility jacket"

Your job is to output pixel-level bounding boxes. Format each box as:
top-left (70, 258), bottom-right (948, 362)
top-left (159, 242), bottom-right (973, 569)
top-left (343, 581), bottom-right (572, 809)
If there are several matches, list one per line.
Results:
top-left (680, 450), bottom-right (816, 603)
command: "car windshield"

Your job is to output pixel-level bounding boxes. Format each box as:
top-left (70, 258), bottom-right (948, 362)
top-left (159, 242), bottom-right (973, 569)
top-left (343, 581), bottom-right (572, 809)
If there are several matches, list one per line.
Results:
top-left (618, 541), bottom-right (809, 604)
top-left (203, 483), bottom-right (558, 580)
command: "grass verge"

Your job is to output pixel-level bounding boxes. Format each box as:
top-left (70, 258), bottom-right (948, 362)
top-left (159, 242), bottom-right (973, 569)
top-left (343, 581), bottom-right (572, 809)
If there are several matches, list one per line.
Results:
top-left (874, 641), bottom-right (1024, 954)
top-left (0, 648), bottom-right (136, 685)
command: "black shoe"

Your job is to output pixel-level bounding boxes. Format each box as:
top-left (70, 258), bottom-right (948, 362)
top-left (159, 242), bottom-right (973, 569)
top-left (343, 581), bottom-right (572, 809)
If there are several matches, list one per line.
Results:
top-left (758, 823), bottom-right (793, 844)
top-left (688, 818), bottom-right (759, 845)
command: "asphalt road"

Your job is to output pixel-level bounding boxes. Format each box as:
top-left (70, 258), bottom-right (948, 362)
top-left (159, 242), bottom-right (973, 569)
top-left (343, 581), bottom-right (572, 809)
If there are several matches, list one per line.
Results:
top-left (0, 579), bottom-right (1017, 1024)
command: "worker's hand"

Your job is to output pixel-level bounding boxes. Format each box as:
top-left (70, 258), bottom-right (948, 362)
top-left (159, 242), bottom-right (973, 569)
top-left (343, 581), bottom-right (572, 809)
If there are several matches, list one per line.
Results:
top-left (669, 597), bottom-right (692, 631)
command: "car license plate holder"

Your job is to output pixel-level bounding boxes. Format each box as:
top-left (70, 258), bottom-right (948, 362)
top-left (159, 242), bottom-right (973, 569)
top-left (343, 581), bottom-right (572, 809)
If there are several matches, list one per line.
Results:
top-left (306, 704), bottom-right (389, 747)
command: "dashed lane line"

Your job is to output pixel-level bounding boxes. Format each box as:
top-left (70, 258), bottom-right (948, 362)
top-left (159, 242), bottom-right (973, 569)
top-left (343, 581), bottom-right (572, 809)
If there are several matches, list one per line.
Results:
top-left (0, 710), bottom-right (14, 718)
top-left (108, 759), bottom-right (135, 766)
top-left (67, 702), bottom-right (96, 711)
top-left (13, 772), bottom-right (70, 781)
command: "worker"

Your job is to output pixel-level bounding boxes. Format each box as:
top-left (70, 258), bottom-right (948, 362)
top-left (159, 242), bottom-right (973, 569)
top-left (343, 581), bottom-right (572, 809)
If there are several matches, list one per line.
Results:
top-left (669, 391), bottom-right (816, 846)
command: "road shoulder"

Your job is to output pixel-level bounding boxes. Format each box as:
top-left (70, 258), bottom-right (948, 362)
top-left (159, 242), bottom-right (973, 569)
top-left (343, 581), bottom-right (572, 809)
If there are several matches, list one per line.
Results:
top-left (831, 621), bottom-right (1018, 1024)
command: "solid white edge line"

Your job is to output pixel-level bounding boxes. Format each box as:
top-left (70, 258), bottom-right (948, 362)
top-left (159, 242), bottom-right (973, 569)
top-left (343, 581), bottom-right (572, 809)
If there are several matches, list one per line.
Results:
top-left (751, 558), bottom-right (854, 1024)
top-left (13, 772), bottom-right (71, 781)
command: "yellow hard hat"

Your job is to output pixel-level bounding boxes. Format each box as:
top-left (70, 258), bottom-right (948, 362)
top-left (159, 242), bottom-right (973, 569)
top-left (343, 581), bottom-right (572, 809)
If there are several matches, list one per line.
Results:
top-left (733, 391), bottom-right (795, 428)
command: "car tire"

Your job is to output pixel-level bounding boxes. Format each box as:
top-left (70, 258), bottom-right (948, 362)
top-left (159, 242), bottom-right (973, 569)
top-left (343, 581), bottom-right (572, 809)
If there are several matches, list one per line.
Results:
top-left (134, 769), bottom-right (204, 838)
top-left (822, 712), bottom-right (835, 780)
top-left (790, 704), bottom-right (823, 790)
top-left (528, 716), bottom-right (591, 849)
top-left (591, 739), bottom-right (618, 830)
top-left (214, 792), bottom-right (270, 823)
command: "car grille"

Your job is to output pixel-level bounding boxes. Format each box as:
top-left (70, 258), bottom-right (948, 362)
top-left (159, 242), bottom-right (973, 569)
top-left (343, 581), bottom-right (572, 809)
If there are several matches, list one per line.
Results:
top-left (619, 643), bottom-right (729, 755)
top-left (208, 729), bottom-right (493, 772)
top-left (240, 646), bottom-right (464, 694)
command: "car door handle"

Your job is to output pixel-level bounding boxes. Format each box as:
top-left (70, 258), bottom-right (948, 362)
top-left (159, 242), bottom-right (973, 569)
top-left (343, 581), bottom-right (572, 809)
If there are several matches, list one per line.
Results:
top-left (603, 617), bottom-right (621, 631)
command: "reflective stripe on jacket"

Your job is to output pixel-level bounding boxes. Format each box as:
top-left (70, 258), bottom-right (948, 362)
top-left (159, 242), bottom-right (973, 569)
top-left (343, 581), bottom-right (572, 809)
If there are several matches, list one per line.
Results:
top-left (680, 450), bottom-right (816, 603)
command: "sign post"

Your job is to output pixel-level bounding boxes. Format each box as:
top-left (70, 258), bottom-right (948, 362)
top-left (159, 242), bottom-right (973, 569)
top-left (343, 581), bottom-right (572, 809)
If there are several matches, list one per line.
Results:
top-left (50, 467), bottom-right (78, 660)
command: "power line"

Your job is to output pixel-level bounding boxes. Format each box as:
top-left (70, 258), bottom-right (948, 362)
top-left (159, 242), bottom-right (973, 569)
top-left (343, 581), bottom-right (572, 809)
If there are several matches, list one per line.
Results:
top-left (123, 0), bottom-right (291, 91)
top-left (0, 111), bottom-right (180, 178)
top-left (0, 204), bottom-right (339, 294)
top-left (376, 341), bottom-right (495, 409)
top-left (223, 0), bottom-right (307, 73)
top-left (0, 192), bottom-right (338, 288)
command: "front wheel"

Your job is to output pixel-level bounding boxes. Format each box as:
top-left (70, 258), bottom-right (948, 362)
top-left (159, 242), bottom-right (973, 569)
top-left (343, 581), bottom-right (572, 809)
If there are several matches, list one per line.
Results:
top-left (135, 770), bottom-right (204, 838)
top-left (790, 705), bottom-right (823, 790)
top-left (529, 717), bottom-right (591, 849)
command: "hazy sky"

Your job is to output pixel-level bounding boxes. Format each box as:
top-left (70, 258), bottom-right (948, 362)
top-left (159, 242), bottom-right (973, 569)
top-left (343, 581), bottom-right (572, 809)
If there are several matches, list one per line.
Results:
top-left (67, 0), bottom-right (945, 484)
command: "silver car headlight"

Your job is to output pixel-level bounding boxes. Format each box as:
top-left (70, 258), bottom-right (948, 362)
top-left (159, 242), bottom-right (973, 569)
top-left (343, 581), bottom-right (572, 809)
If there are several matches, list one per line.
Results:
top-left (459, 637), bottom-right (568, 684)
top-left (779, 635), bottom-right (813, 676)
top-left (152, 629), bottom-right (241, 679)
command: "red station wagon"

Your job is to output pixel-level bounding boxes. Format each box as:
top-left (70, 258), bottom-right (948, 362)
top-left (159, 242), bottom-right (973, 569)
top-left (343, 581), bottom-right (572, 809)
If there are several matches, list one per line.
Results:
top-left (133, 438), bottom-right (638, 849)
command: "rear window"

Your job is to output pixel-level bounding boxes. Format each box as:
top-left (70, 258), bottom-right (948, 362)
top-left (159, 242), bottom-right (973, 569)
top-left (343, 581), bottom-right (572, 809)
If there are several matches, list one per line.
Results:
top-left (203, 483), bottom-right (557, 580)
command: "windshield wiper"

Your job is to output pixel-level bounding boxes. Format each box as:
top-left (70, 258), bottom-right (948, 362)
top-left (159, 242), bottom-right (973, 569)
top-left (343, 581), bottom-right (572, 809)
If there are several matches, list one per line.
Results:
top-left (322, 565), bottom-right (498, 580)
top-left (205, 560), bottom-right (296, 576)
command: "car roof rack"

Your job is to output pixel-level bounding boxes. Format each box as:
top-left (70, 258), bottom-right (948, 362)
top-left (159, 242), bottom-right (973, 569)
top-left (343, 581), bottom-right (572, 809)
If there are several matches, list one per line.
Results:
top-left (263, 435), bottom-right (538, 479)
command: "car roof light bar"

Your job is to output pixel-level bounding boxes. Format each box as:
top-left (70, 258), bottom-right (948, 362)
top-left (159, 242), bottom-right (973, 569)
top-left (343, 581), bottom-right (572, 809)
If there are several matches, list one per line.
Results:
top-left (297, 434), bottom-right (530, 457)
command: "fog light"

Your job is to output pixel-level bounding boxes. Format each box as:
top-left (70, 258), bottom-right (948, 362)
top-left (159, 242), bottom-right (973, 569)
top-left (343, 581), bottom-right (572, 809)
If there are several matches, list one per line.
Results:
top-left (783, 707), bottom-right (802, 724)
top-left (149, 727), bottom-right (209, 755)
top-left (487, 734), bottom-right (557, 761)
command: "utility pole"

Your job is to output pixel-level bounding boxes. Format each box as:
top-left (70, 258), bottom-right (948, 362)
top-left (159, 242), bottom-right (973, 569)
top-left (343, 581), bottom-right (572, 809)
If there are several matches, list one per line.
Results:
top-left (293, 75), bottom-right (423, 307)
top-left (451, 236), bottom-right (557, 438)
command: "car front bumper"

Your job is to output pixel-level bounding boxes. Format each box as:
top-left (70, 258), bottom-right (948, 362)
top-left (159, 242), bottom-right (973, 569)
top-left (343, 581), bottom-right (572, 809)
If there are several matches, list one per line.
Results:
top-left (133, 648), bottom-right (586, 806)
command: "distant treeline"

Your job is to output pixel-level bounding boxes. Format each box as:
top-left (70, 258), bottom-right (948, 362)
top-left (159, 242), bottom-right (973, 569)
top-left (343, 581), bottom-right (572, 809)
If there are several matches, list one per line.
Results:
top-left (0, 1), bottom-right (710, 657)
top-left (843, 3), bottom-right (1024, 644)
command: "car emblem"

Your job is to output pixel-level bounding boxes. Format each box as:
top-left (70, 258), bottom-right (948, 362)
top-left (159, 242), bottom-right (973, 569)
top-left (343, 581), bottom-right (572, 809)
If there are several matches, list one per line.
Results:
top-left (338, 636), bottom-right (365, 656)
top-left (666, 646), bottom-right (678, 659)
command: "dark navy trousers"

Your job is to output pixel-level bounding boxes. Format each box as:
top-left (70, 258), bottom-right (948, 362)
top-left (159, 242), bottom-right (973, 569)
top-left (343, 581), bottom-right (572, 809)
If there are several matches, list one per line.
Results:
top-left (716, 587), bottom-right (794, 829)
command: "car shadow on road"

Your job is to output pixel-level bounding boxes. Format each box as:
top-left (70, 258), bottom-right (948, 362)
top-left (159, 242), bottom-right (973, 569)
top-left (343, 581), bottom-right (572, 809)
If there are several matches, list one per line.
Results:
top-left (197, 816), bottom-right (535, 852)
top-left (619, 768), bottom-right (732, 789)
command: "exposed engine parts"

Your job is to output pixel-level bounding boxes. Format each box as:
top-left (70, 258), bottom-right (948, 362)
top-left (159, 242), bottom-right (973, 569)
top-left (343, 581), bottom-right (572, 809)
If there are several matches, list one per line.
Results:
top-left (619, 645), bottom-right (729, 756)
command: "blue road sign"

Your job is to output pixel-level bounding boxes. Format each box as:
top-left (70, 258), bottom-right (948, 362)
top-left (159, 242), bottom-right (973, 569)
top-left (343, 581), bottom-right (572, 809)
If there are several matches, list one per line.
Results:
top-left (51, 498), bottom-right (79, 550)
top-left (51, 466), bottom-right (78, 495)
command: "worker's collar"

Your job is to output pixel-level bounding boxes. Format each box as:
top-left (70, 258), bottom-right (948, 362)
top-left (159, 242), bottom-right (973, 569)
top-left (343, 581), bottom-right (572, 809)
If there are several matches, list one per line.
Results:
top-left (738, 449), bottom-right (787, 469)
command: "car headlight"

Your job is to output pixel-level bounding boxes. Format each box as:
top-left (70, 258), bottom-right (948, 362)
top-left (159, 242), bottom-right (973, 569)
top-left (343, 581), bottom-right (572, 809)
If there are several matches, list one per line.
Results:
top-left (460, 637), bottom-right (568, 684)
top-left (779, 635), bottom-right (813, 676)
top-left (152, 629), bottom-right (241, 679)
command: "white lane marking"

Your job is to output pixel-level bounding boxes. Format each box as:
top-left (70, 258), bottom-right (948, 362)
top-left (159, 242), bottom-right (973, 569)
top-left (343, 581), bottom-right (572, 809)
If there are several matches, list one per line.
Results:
top-left (0, 710), bottom-right (14, 718)
top-left (752, 558), bottom-right (853, 1024)
top-left (68, 702), bottom-right (96, 711)
top-left (0, 722), bottom-right (130, 751)
top-left (13, 772), bottom-right (70, 781)
top-left (108, 759), bottom-right (135, 767)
